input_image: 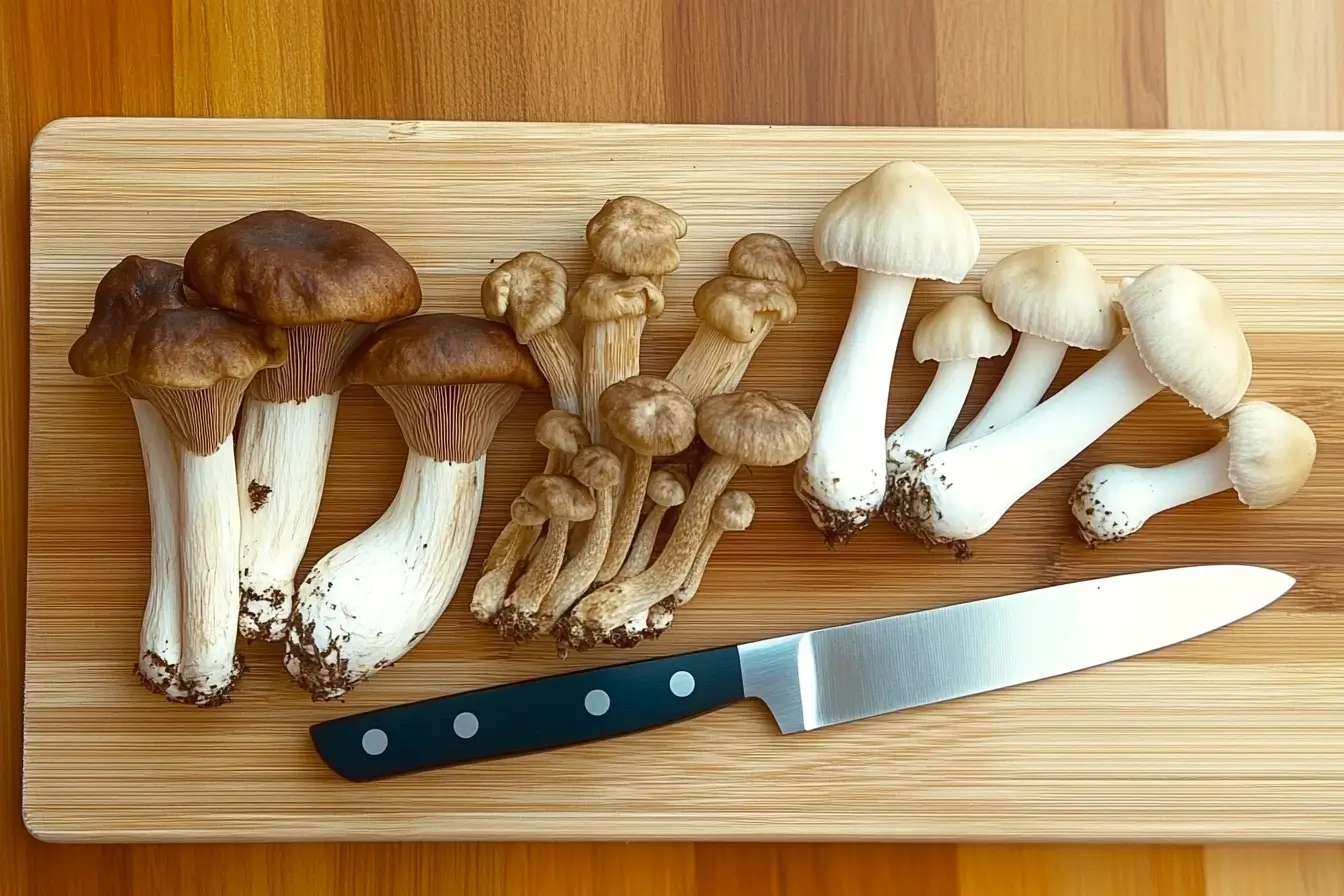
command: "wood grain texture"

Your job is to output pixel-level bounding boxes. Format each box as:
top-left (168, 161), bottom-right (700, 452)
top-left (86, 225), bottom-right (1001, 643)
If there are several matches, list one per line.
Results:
top-left (4, 0), bottom-right (1343, 893)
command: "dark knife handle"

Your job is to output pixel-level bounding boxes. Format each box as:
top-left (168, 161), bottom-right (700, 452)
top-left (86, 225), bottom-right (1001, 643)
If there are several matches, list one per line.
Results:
top-left (310, 645), bottom-right (745, 781)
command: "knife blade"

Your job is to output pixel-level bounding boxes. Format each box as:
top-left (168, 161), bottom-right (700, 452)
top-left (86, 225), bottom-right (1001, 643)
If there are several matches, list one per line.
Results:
top-left (309, 564), bottom-right (1292, 782)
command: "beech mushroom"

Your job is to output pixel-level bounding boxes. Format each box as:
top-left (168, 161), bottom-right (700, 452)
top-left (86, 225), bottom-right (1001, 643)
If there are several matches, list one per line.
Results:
top-left (286, 313), bottom-right (543, 700)
top-left (668, 489), bottom-right (755, 607)
top-left (68, 257), bottom-right (189, 700)
top-left (666, 234), bottom-right (804, 403)
top-left (495, 473), bottom-right (596, 640)
top-left (1072, 400), bottom-right (1315, 544)
top-left (891, 265), bottom-right (1252, 550)
top-left (185, 210), bottom-right (422, 642)
top-left (481, 252), bottom-right (581, 415)
top-left (126, 306), bottom-right (286, 705)
top-left (795, 161), bottom-right (981, 544)
top-left (571, 272), bottom-right (665, 443)
top-left (949, 244), bottom-right (1122, 448)
top-left (536, 409), bottom-right (590, 474)
top-left (593, 376), bottom-right (698, 584)
top-left (555, 389), bottom-right (811, 652)
top-left (586, 195), bottom-right (687, 287)
top-left (884, 294), bottom-right (1011, 483)
top-left (614, 467), bottom-right (689, 581)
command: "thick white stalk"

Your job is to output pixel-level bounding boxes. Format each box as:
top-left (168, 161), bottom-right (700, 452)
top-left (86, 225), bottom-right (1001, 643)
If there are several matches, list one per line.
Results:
top-left (236, 393), bottom-right (339, 641)
top-left (178, 435), bottom-right (243, 705)
top-left (885, 359), bottom-right (976, 476)
top-left (913, 335), bottom-right (1162, 542)
top-left (286, 452), bottom-right (484, 700)
top-left (129, 399), bottom-right (186, 701)
top-left (950, 333), bottom-right (1067, 448)
top-left (796, 270), bottom-right (916, 540)
top-left (1072, 441), bottom-right (1232, 542)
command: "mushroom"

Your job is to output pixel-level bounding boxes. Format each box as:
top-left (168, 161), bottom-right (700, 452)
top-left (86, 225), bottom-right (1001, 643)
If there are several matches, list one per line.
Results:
top-left (884, 294), bottom-right (1012, 483)
top-left (535, 408), bottom-right (590, 474)
top-left (593, 376), bottom-right (698, 585)
top-left (285, 313), bottom-right (543, 700)
top-left (613, 466), bottom-right (689, 581)
top-left (494, 473), bottom-right (596, 641)
top-left (126, 306), bottom-right (286, 705)
top-left (949, 244), bottom-right (1122, 448)
top-left (68, 257), bottom-right (189, 700)
top-left (1071, 400), bottom-right (1315, 544)
top-left (891, 265), bottom-right (1252, 550)
top-left (184, 210), bottom-right (422, 642)
top-left (666, 234), bottom-right (804, 403)
top-left (668, 489), bottom-right (755, 607)
top-left (794, 161), bottom-right (981, 544)
top-left (555, 390), bottom-right (811, 653)
top-left (585, 195), bottom-right (687, 288)
top-left (481, 252), bottom-right (581, 416)
top-left (571, 272), bottom-right (665, 443)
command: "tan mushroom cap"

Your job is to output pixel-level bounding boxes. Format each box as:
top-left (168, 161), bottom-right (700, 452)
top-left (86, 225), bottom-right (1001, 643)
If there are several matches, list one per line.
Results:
top-left (126, 307), bottom-right (287, 390)
top-left (184, 209), bottom-right (422, 327)
top-left (571, 271), bottom-right (665, 323)
top-left (647, 467), bottom-right (689, 507)
top-left (980, 244), bottom-right (1122, 350)
top-left (510, 495), bottom-right (548, 527)
top-left (536, 409), bottom-right (590, 455)
top-left (343, 313), bottom-right (544, 389)
top-left (912, 294), bottom-right (1013, 363)
top-left (586, 196), bottom-right (687, 277)
top-left (712, 489), bottom-right (756, 532)
top-left (1227, 401), bottom-right (1317, 508)
top-left (69, 256), bottom-right (188, 381)
top-left (1118, 265), bottom-right (1252, 418)
top-left (813, 160), bottom-right (981, 284)
top-left (599, 376), bottom-right (698, 457)
top-left (522, 474), bottom-right (596, 523)
top-left (571, 445), bottom-right (622, 491)
top-left (481, 251), bottom-right (569, 343)
top-left (728, 233), bottom-right (807, 293)
top-left (692, 275), bottom-right (798, 343)
top-left (697, 390), bottom-right (812, 467)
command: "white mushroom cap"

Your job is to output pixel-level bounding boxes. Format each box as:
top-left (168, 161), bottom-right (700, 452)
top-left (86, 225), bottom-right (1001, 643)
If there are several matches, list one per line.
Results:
top-left (813, 161), bottom-right (981, 283)
top-left (912, 294), bottom-right (1013, 363)
top-left (980, 244), bottom-right (1122, 350)
top-left (1117, 265), bottom-right (1252, 417)
top-left (1227, 401), bottom-right (1316, 508)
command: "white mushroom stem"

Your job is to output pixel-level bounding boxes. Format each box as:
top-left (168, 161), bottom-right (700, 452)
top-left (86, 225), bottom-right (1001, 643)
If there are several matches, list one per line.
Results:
top-left (1071, 442), bottom-right (1233, 543)
top-left (178, 435), bottom-right (243, 705)
top-left (530, 328), bottom-right (582, 416)
top-left (285, 453), bottom-right (484, 700)
top-left (470, 521), bottom-right (541, 623)
top-left (885, 358), bottom-right (977, 475)
top-left (949, 333), bottom-right (1066, 448)
top-left (235, 393), bottom-right (339, 641)
top-left (906, 335), bottom-right (1162, 543)
top-left (129, 398), bottom-right (186, 700)
top-left (796, 270), bottom-right (916, 540)
top-left (580, 316), bottom-right (645, 443)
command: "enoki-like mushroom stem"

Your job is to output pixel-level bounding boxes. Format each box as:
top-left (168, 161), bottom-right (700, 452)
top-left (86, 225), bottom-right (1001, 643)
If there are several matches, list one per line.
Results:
top-left (535, 489), bottom-right (617, 631)
top-left (595, 453), bottom-right (650, 583)
top-left (614, 502), bottom-right (671, 582)
top-left (497, 520), bottom-right (572, 641)
top-left (470, 521), bottom-right (541, 623)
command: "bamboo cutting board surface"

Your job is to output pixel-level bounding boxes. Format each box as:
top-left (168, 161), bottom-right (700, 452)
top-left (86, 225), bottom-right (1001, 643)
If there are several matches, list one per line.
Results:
top-left (23, 118), bottom-right (1344, 843)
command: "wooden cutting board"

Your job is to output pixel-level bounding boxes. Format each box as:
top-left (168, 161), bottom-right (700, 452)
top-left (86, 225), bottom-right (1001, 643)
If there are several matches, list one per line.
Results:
top-left (24, 118), bottom-right (1344, 843)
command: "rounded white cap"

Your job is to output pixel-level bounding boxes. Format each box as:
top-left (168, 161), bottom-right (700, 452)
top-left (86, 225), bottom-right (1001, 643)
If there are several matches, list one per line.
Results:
top-left (1227, 401), bottom-right (1316, 508)
top-left (912, 294), bottom-right (1012, 363)
top-left (980, 244), bottom-right (1121, 350)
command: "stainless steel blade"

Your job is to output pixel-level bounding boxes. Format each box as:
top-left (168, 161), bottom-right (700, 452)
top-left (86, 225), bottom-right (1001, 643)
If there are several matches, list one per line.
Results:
top-left (738, 564), bottom-right (1292, 734)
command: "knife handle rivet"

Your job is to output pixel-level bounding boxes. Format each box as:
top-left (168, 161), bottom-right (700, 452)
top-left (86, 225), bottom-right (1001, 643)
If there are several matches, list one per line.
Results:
top-left (452, 712), bottom-right (479, 739)
top-left (584, 689), bottom-right (611, 716)
top-left (669, 671), bottom-right (695, 698)
top-left (361, 728), bottom-right (388, 756)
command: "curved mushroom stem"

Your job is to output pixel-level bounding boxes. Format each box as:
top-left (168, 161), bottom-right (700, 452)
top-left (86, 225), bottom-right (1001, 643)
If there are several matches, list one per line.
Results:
top-left (949, 333), bottom-right (1066, 448)
top-left (580, 316), bottom-right (645, 444)
top-left (530, 327), bottom-right (582, 416)
top-left (535, 487), bottom-right (618, 631)
top-left (1071, 441), bottom-right (1232, 544)
top-left (885, 358), bottom-right (977, 477)
top-left (614, 502), bottom-right (671, 582)
top-left (795, 270), bottom-right (916, 543)
top-left (595, 452), bottom-right (650, 583)
top-left (496, 520), bottom-right (572, 641)
top-left (666, 322), bottom-right (774, 405)
top-left (235, 393), bottom-right (339, 641)
top-left (129, 398), bottom-right (187, 701)
top-left (669, 524), bottom-right (726, 608)
top-left (470, 521), bottom-right (541, 623)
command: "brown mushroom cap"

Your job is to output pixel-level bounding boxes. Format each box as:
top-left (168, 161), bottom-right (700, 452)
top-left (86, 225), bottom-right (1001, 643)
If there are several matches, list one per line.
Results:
top-left (69, 256), bottom-right (189, 384)
top-left (599, 376), bottom-right (698, 457)
top-left (585, 196), bottom-right (687, 277)
top-left (343, 313), bottom-right (544, 389)
top-left (480, 252), bottom-right (569, 343)
top-left (126, 307), bottom-right (287, 390)
top-left (712, 489), bottom-right (756, 532)
top-left (536, 409), bottom-right (590, 456)
top-left (522, 474), bottom-right (596, 523)
top-left (510, 495), bottom-right (548, 527)
top-left (571, 272), bottom-right (665, 324)
top-left (183, 209), bottom-right (422, 327)
top-left (571, 445), bottom-right (622, 492)
top-left (647, 467), bottom-right (690, 507)
top-left (696, 390), bottom-right (812, 467)
top-left (692, 275), bottom-right (798, 343)
top-left (727, 234), bottom-right (807, 293)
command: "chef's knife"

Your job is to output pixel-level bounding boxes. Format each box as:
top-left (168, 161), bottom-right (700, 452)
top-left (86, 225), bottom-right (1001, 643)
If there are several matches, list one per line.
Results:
top-left (310, 564), bottom-right (1291, 782)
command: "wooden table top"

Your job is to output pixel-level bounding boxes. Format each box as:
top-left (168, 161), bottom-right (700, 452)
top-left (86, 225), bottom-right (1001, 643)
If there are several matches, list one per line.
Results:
top-left (3, 1), bottom-right (1342, 893)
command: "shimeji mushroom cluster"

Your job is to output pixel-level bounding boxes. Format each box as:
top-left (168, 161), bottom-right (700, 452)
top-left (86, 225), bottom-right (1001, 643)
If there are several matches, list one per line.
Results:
top-left (471, 199), bottom-right (811, 654)
top-left (796, 161), bottom-right (1317, 558)
top-left (70, 213), bottom-right (548, 705)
